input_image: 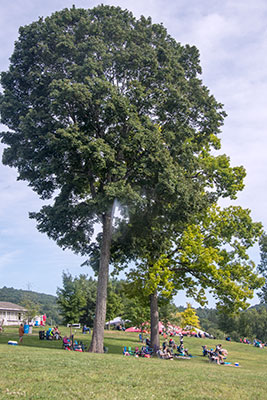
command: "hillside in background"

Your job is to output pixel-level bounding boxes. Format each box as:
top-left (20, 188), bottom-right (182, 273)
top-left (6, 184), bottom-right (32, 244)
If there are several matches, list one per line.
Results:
top-left (0, 286), bottom-right (62, 324)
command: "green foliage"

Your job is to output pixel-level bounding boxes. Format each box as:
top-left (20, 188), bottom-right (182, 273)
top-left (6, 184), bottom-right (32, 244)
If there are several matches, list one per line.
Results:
top-left (56, 273), bottom-right (124, 326)
top-left (106, 280), bottom-right (124, 322)
top-left (158, 300), bottom-right (181, 328)
top-left (122, 205), bottom-right (263, 316)
top-left (0, 4), bottom-right (230, 256)
top-left (56, 274), bottom-right (127, 326)
top-left (56, 272), bottom-right (87, 325)
top-left (180, 303), bottom-right (200, 329)
top-left (74, 275), bottom-right (97, 327)
top-left (20, 298), bottom-right (40, 324)
top-left (258, 233), bottom-right (267, 303)
top-left (169, 205), bottom-right (263, 312)
top-left (122, 296), bottom-right (150, 330)
top-left (217, 306), bottom-right (267, 342)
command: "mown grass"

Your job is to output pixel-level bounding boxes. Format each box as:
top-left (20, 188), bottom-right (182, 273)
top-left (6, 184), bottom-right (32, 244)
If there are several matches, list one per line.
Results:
top-left (0, 326), bottom-right (266, 399)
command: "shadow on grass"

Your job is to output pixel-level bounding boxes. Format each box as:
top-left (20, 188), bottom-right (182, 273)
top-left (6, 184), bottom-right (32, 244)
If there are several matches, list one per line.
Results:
top-left (104, 336), bottom-right (141, 344)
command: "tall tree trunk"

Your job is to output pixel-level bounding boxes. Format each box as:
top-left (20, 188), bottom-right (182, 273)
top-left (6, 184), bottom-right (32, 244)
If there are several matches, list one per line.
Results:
top-left (150, 291), bottom-right (160, 352)
top-left (89, 211), bottom-right (113, 353)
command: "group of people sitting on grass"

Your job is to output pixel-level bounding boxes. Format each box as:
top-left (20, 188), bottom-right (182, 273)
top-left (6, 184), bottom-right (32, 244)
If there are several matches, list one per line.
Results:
top-left (202, 344), bottom-right (228, 365)
top-left (126, 334), bottom-right (192, 360)
top-left (39, 326), bottom-right (62, 341)
top-left (123, 345), bottom-right (153, 357)
top-left (240, 337), bottom-right (267, 347)
top-left (62, 335), bottom-right (88, 352)
top-left (45, 326), bottom-right (62, 340)
top-left (253, 339), bottom-right (267, 348)
top-left (157, 337), bottom-right (192, 359)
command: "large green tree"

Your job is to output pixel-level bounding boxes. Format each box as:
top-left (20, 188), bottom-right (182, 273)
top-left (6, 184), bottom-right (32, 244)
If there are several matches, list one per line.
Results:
top-left (117, 205), bottom-right (263, 348)
top-left (0, 5), bottom-right (240, 352)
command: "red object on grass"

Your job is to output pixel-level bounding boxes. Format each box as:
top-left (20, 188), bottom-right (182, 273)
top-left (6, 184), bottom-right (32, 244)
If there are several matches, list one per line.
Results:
top-left (125, 327), bottom-right (142, 332)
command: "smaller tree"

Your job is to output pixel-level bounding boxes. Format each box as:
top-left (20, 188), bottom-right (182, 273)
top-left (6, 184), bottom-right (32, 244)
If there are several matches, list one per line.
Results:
top-left (20, 298), bottom-right (40, 325)
top-left (77, 276), bottom-right (97, 328)
top-left (106, 281), bottom-right (124, 324)
top-left (258, 233), bottom-right (267, 303)
top-left (238, 310), bottom-right (254, 338)
top-left (122, 296), bottom-right (150, 331)
top-left (180, 303), bottom-right (200, 330)
top-left (253, 307), bottom-right (267, 342)
top-left (159, 300), bottom-right (181, 329)
top-left (56, 272), bottom-right (87, 327)
top-left (217, 312), bottom-right (239, 336)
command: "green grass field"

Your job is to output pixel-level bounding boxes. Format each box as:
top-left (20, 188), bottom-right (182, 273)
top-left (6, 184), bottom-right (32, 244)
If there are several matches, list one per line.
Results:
top-left (0, 326), bottom-right (266, 399)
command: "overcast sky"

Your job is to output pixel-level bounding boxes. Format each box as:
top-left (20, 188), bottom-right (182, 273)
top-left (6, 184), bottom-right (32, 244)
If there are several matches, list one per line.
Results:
top-left (0, 0), bottom-right (266, 307)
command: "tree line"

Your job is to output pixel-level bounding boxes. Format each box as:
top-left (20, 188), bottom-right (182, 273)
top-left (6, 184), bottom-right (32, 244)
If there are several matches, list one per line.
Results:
top-left (57, 274), bottom-right (267, 342)
top-left (1, 279), bottom-right (267, 343)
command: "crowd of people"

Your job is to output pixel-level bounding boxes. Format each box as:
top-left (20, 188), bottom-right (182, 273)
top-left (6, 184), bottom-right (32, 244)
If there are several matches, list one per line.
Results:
top-left (124, 332), bottom-right (234, 365)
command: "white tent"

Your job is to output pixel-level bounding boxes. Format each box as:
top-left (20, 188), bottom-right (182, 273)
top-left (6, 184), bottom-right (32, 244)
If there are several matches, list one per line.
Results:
top-left (192, 327), bottom-right (212, 337)
top-left (105, 317), bottom-right (129, 326)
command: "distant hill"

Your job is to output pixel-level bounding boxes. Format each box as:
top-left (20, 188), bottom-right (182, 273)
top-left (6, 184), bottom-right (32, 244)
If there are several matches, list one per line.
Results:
top-left (248, 303), bottom-right (267, 311)
top-left (0, 286), bottom-right (62, 324)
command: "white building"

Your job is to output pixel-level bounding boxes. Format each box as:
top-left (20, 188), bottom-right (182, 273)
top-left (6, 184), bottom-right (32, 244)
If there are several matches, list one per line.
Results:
top-left (0, 302), bottom-right (27, 326)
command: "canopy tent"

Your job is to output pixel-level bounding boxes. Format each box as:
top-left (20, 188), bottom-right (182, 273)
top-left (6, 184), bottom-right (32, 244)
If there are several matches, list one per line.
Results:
top-left (105, 317), bottom-right (129, 326)
top-left (191, 327), bottom-right (212, 337)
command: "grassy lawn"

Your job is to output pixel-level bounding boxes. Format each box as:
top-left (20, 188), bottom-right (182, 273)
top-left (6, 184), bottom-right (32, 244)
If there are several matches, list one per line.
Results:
top-left (0, 326), bottom-right (266, 399)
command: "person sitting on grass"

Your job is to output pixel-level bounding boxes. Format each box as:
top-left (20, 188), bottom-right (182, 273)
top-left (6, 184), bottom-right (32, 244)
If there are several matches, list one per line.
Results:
top-left (202, 345), bottom-right (209, 356)
top-left (82, 325), bottom-right (91, 334)
top-left (52, 326), bottom-right (61, 340)
top-left (157, 347), bottom-right (165, 359)
top-left (208, 349), bottom-right (220, 364)
top-left (165, 348), bottom-right (174, 360)
top-left (177, 344), bottom-right (190, 357)
top-left (209, 348), bottom-right (224, 364)
top-left (216, 344), bottom-right (228, 357)
top-left (63, 336), bottom-right (72, 349)
top-left (158, 347), bottom-right (173, 360)
top-left (46, 328), bottom-right (53, 340)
